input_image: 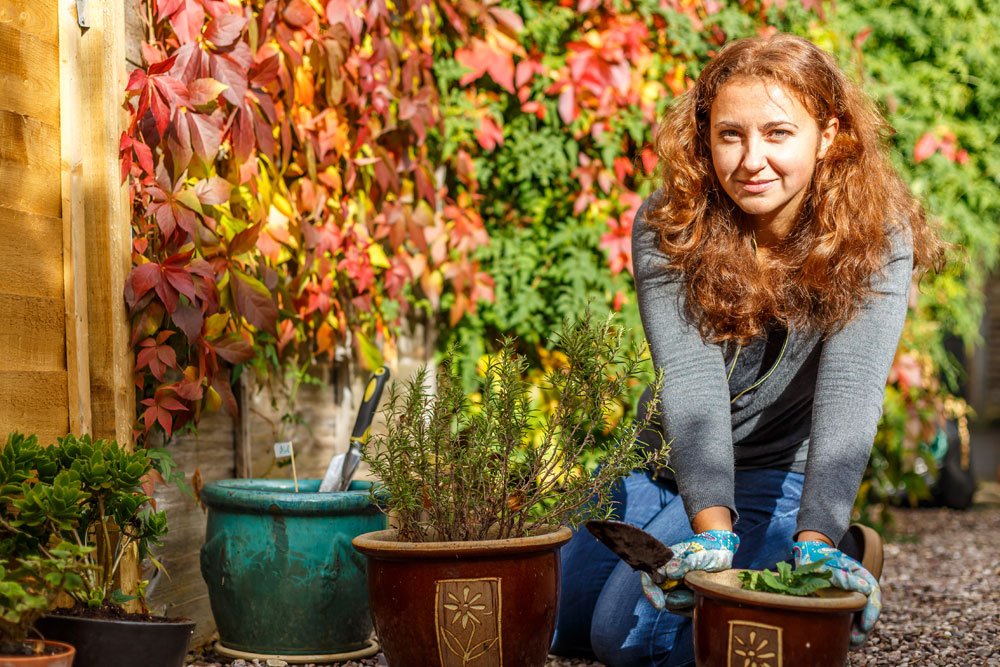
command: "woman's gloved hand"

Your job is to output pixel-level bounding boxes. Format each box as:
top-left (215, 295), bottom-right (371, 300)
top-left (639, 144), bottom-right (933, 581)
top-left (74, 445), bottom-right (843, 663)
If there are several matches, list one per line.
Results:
top-left (792, 540), bottom-right (882, 646)
top-left (640, 530), bottom-right (740, 610)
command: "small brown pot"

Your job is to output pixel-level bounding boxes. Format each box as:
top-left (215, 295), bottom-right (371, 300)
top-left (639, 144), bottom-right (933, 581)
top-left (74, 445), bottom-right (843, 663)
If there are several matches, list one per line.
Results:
top-left (353, 526), bottom-right (572, 667)
top-left (0, 640), bottom-right (75, 667)
top-left (685, 570), bottom-right (866, 667)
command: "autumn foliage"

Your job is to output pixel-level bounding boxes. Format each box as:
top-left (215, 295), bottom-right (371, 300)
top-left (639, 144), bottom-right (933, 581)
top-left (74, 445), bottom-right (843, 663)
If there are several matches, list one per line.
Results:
top-left (123, 0), bottom-right (998, 528)
top-left (123, 0), bottom-right (493, 438)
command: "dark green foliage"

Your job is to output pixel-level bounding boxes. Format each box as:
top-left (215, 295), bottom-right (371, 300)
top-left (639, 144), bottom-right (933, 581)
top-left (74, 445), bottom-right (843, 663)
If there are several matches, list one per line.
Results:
top-left (0, 433), bottom-right (168, 613)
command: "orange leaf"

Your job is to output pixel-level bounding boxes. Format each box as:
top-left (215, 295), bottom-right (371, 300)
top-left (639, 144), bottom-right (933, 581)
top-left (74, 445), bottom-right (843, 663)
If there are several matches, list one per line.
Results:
top-left (455, 38), bottom-right (515, 93)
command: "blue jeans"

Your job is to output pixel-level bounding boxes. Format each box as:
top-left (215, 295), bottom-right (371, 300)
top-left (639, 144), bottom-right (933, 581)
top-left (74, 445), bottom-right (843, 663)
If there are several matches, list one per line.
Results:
top-left (550, 467), bottom-right (805, 667)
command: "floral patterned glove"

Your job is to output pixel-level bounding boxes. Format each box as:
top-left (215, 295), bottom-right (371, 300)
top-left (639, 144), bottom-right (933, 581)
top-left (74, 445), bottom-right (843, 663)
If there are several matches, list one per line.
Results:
top-left (640, 530), bottom-right (740, 611)
top-left (792, 540), bottom-right (882, 646)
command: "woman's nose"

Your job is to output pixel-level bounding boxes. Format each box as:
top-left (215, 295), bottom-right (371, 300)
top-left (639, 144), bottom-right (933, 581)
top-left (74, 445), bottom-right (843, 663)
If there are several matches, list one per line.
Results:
top-left (742, 137), bottom-right (767, 172)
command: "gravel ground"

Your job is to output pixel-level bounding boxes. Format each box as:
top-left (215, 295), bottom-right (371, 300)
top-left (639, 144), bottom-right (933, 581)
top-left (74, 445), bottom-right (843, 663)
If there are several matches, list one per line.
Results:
top-left (186, 503), bottom-right (999, 667)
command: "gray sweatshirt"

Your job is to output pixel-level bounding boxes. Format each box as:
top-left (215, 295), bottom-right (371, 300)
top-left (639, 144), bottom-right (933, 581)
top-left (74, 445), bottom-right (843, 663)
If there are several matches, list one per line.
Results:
top-left (632, 192), bottom-right (912, 544)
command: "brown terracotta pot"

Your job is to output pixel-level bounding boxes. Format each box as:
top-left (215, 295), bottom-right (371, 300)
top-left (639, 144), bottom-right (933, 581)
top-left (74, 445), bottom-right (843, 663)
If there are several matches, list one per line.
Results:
top-left (0, 640), bottom-right (75, 667)
top-left (685, 570), bottom-right (866, 667)
top-left (352, 526), bottom-right (572, 667)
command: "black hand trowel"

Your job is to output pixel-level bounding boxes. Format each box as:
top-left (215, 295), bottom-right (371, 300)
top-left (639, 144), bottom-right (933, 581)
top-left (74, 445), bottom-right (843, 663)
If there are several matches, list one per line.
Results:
top-left (585, 520), bottom-right (695, 615)
top-left (318, 366), bottom-right (391, 492)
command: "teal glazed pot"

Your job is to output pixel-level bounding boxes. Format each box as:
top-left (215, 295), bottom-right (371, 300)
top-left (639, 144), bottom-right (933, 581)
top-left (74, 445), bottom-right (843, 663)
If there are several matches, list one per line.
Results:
top-left (200, 479), bottom-right (386, 655)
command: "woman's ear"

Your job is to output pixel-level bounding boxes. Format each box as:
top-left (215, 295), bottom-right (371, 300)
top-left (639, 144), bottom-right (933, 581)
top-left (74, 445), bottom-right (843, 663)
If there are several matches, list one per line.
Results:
top-left (817, 117), bottom-right (840, 159)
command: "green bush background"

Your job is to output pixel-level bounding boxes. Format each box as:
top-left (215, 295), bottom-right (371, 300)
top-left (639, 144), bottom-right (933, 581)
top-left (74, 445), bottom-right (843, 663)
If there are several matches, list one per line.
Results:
top-left (428, 0), bottom-right (1000, 527)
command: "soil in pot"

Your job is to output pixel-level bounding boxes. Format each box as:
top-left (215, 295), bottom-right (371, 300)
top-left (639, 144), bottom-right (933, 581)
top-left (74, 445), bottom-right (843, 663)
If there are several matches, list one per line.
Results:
top-left (0, 640), bottom-right (75, 667)
top-left (685, 569), bottom-right (866, 667)
top-left (353, 526), bottom-right (572, 667)
top-left (36, 606), bottom-right (194, 667)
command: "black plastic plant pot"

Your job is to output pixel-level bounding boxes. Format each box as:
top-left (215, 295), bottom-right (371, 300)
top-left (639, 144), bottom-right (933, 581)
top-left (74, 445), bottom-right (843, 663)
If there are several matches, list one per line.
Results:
top-left (35, 613), bottom-right (195, 667)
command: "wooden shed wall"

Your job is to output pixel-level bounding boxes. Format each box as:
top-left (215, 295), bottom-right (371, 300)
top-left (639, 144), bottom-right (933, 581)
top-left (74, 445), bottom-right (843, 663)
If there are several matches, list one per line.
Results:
top-left (0, 1), bottom-right (73, 443)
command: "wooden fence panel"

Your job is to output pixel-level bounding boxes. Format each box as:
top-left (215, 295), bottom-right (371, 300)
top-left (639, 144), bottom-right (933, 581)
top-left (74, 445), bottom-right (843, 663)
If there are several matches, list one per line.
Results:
top-left (0, 0), bottom-right (71, 443)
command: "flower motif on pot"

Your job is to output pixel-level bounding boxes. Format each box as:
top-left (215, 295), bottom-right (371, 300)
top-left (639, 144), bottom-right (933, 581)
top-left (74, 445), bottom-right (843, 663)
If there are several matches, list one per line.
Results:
top-left (728, 621), bottom-right (781, 667)
top-left (435, 577), bottom-right (502, 667)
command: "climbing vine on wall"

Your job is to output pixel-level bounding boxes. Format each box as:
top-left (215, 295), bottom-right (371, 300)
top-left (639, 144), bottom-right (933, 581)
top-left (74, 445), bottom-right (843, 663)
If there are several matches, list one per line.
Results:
top-left (123, 0), bottom-right (999, 523)
top-left (122, 0), bottom-right (494, 439)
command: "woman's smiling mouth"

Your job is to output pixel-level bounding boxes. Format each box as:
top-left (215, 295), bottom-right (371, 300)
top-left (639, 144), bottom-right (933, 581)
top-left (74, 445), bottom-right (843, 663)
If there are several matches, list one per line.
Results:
top-left (739, 180), bottom-right (777, 194)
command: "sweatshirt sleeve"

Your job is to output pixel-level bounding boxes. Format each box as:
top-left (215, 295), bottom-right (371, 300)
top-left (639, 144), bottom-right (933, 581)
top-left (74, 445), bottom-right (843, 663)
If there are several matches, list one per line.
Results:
top-left (795, 229), bottom-right (914, 544)
top-left (632, 193), bottom-right (738, 524)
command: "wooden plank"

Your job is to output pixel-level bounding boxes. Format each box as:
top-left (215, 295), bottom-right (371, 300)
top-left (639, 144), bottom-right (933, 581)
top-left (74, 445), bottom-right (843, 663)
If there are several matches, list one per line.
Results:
top-left (59, 0), bottom-right (91, 435)
top-left (0, 294), bottom-right (65, 372)
top-left (0, 1), bottom-right (59, 42)
top-left (0, 370), bottom-right (68, 443)
top-left (0, 205), bottom-right (63, 299)
top-left (65, 0), bottom-right (133, 446)
top-left (0, 24), bottom-right (60, 127)
top-left (0, 155), bottom-right (61, 219)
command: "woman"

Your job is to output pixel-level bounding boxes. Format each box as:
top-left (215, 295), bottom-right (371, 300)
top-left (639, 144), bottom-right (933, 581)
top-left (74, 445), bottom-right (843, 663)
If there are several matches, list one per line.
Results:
top-left (551, 33), bottom-right (941, 666)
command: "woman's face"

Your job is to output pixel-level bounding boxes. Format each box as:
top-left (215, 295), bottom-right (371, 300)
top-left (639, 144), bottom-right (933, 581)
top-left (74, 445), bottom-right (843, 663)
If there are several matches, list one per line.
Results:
top-left (709, 77), bottom-right (838, 236)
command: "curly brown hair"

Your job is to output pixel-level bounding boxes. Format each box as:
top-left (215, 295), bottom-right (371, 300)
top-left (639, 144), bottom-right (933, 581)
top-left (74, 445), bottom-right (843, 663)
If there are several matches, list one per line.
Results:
top-left (647, 33), bottom-right (942, 343)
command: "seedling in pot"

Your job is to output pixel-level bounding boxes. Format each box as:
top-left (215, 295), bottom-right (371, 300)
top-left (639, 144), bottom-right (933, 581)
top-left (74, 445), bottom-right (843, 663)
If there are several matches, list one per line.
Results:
top-left (737, 559), bottom-right (833, 596)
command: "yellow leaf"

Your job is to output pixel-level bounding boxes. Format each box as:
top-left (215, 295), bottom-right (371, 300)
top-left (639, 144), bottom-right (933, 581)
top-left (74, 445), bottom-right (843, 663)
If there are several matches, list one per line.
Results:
top-left (368, 243), bottom-right (391, 269)
top-left (204, 313), bottom-right (230, 338)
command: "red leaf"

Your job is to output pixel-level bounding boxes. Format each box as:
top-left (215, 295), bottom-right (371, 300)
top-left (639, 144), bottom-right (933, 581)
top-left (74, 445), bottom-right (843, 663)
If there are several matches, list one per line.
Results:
top-left (212, 332), bottom-right (255, 364)
top-left (186, 111), bottom-right (223, 162)
top-left (204, 14), bottom-right (248, 49)
top-left (188, 78), bottom-right (229, 107)
top-left (147, 54), bottom-right (178, 77)
top-left (194, 176), bottom-right (232, 205)
top-left (169, 0), bottom-right (205, 44)
top-left (455, 39), bottom-right (515, 93)
top-left (488, 7), bottom-right (524, 34)
top-left (172, 303), bottom-right (205, 341)
top-left (132, 139), bottom-right (155, 176)
top-left (126, 69), bottom-right (148, 92)
top-left (283, 0), bottom-right (314, 27)
top-left (228, 226), bottom-right (260, 256)
top-left (211, 372), bottom-right (239, 417)
top-left (156, 0), bottom-right (184, 20)
top-left (230, 270), bottom-right (278, 333)
top-left (475, 115), bottom-right (504, 151)
top-left (126, 263), bottom-right (162, 308)
top-left (913, 132), bottom-right (938, 163)
top-left (326, 1), bottom-right (363, 42)
top-left (209, 54), bottom-right (248, 105)
top-left (853, 27), bottom-right (872, 50)
top-left (558, 85), bottom-right (578, 124)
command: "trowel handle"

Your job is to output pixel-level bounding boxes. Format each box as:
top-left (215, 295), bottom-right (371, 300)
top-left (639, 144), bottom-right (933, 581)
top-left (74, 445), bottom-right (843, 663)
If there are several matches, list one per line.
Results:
top-left (351, 366), bottom-right (391, 440)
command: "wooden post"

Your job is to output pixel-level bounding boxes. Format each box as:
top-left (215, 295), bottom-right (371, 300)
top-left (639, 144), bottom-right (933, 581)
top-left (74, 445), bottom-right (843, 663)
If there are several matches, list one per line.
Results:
top-left (58, 0), bottom-right (138, 603)
top-left (64, 0), bottom-right (134, 446)
top-left (59, 0), bottom-right (92, 436)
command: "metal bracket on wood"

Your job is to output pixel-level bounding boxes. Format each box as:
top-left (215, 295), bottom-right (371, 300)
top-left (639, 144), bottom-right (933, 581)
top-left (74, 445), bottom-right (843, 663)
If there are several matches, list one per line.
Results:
top-left (76, 0), bottom-right (89, 28)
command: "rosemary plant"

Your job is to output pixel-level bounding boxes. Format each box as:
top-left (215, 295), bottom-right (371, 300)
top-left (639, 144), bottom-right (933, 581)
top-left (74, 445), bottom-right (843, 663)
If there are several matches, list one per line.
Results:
top-left (364, 311), bottom-right (665, 542)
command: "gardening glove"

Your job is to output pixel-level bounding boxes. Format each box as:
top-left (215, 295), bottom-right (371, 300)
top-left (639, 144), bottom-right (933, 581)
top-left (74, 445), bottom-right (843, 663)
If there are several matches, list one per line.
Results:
top-left (792, 540), bottom-right (882, 646)
top-left (640, 530), bottom-right (740, 611)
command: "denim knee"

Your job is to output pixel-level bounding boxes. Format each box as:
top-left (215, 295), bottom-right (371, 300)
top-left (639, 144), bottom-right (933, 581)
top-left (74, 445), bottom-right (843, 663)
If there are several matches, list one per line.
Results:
top-left (589, 599), bottom-right (690, 667)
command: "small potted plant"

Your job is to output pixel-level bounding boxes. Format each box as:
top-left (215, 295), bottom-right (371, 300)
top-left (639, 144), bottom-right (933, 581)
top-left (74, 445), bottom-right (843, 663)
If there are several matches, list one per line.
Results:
top-left (0, 542), bottom-right (91, 666)
top-left (352, 312), bottom-right (664, 667)
top-left (0, 432), bottom-right (194, 667)
top-left (685, 562), bottom-right (866, 667)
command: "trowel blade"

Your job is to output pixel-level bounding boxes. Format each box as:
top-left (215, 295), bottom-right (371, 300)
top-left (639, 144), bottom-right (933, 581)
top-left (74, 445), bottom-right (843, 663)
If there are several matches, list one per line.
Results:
top-left (586, 520), bottom-right (674, 582)
top-left (318, 453), bottom-right (346, 492)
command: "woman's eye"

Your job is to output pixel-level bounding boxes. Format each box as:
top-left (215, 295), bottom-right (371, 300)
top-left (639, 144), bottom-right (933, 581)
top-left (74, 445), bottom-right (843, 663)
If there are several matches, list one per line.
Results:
top-left (769, 129), bottom-right (791, 139)
top-left (719, 130), bottom-right (740, 140)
